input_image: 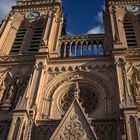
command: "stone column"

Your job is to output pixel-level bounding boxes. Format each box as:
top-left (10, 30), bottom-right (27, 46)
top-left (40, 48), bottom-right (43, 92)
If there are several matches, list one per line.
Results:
top-left (16, 119), bottom-right (24, 140)
top-left (109, 6), bottom-right (120, 43)
top-left (20, 26), bottom-right (34, 54)
top-left (7, 118), bottom-right (18, 140)
top-left (29, 62), bottom-right (44, 108)
top-left (35, 64), bottom-right (46, 118)
top-left (0, 18), bottom-right (12, 52)
top-left (0, 13), bottom-right (24, 55)
top-left (43, 15), bottom-right (53, 45)
top-left (48, 13), bottom-right (61, 52)
top-left (0, 16), bottom-right (9, 37)
top-left (42, 97), bottom-right (53, 119)
top-left (115, 58), bottom-right (126, 107)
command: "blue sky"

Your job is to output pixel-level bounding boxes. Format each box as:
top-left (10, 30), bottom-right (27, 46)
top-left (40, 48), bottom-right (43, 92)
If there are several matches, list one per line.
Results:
top-left (0, 0), bottom-right (105, 34)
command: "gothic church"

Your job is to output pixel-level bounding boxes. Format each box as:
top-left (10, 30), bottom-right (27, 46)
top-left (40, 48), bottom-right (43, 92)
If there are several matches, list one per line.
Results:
top-left (0, 0), bottom-right (140, 140)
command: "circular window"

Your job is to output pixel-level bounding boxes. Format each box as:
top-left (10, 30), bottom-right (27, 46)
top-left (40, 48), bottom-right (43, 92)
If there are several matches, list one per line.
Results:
top-left (60, 87), bottom-right (98, 114)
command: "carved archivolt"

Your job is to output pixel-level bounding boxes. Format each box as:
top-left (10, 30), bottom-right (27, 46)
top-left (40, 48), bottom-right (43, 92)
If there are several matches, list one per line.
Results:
top-left (60, 87), bottom-right (98, 114)
top-left (41, 71), bottom-right (115, 118)
top-left (46, 71), bottom-right (113, 100)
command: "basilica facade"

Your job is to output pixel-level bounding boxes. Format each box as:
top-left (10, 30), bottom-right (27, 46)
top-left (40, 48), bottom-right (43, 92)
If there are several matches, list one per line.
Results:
top-left (0, 0), bottom-right (140, 140)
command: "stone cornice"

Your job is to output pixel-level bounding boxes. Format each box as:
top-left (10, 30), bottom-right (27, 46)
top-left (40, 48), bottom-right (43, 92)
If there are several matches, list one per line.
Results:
top-left (126, 48), bottom-right (140, 58)
top-left (107, 0), bottom-right (140, 5)
top-left (59, 34), bottom-right (104, 41)
top-left (48, 56), bottom-right (113, 64)
top-left (12, 1), bottom-right (62, 13)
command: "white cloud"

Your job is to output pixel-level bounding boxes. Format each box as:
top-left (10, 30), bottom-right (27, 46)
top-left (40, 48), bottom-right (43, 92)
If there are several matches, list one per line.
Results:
top-left (0, 0), bottom-right (16, 20)
top-left (96, 11), bottom-right (103, 24)
top-left (66, 31), bottom-right (73, 35)
top-left (87, 25), bottom-right (104, 34)
top-left (86, 3), bottom-right (105, 35)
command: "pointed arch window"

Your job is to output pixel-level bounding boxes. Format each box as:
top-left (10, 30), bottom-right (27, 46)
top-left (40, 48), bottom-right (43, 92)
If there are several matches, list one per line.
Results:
top-left (12, 118), bottom-right (21, 140)
top-left (11, 25), bottom-right (27, 54)
top-left (29, 24), bottom-right (44, 53)
top-left (123, 18), bottom-right (138, 48)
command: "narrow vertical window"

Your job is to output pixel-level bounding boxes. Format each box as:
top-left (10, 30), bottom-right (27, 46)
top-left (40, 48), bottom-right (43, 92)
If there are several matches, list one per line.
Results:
top-left (29, 24), bottom-right (44, 53)
top-left (123, 19), bottom-right (137, 48)
top-left (11, 26), bottom-right (27, 54)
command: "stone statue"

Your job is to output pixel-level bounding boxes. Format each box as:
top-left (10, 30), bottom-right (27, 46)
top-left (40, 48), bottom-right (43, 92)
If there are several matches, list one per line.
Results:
top-left (6, 78), bottom-right (20, 101)
top-left (0, 72), bottom-right (12, 102)
top-left (135, 75), bottom-right (140, 96)
top-left (130, 73), bottom-right (140, 96)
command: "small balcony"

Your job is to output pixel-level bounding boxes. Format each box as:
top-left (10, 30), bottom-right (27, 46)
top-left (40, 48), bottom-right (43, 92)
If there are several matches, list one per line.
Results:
top-left (58, 34), bottom-right (106, 58)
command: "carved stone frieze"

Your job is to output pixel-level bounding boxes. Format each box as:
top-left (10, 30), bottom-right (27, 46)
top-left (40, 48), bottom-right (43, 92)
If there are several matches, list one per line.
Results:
top-left (108, 0), bottom-right (139, 6)
top-left (47, 65), bottom-right (114, 83)
top-left (0, 55), bottom-right (35, 63)
top-left (59, 34), bottom-right (104, 47)
top-left (126, 49), bottom-right (140, 57)
top-left (13, 0), bottom-right (61, 14)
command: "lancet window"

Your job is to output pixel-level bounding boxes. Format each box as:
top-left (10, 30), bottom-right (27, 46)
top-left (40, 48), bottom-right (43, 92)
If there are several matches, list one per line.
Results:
top-left (11, 25), bottom-right (27, 54)
top-left (29, 24), bottom-right (44, 53)
top-left (123, 18), bottom-right (138, 48)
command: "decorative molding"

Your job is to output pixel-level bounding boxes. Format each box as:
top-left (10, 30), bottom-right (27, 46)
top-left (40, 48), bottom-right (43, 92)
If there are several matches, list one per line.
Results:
top-left (126, 49), bottom-right (140, 57)
top-left (108, 0), bottom-right (140, 6)
top-left (46, 71), bottom-right (113, 103)
top-left (59, 34), bottom-right (104, 46)
top-left (0, 55), bottom-right (35, 63)
top-left (47, 65), bottom-right (114, 82)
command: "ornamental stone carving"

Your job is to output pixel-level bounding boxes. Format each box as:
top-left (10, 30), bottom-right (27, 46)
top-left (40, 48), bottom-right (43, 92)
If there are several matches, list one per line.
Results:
top-left (61, 87), bottom-right (98, 114)
top-left (128, 67), bottom-right (140, 97)
top-left (60, 114), bottom-right (87, 140)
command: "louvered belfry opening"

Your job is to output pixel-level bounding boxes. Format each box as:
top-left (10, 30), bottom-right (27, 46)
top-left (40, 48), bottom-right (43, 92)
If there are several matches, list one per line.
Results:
top-left (123, 18), bottom-right (137, 48)
top-left (11, 26), bottom-right (27, 54)
top-left (29, 24), bottom-right (44, 53)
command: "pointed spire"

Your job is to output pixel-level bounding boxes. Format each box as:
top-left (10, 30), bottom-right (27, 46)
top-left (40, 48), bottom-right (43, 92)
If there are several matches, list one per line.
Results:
top-left (74, 82), bottom-right (80, 100)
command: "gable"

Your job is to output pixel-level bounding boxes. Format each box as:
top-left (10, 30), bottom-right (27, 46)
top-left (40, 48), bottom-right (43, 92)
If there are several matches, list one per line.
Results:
top-left (50, 99), bottom-right (97, 140)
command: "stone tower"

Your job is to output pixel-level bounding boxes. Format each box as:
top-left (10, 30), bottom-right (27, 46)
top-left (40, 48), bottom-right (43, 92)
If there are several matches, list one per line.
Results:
top-left (0, 0), bottom-right (140, 139)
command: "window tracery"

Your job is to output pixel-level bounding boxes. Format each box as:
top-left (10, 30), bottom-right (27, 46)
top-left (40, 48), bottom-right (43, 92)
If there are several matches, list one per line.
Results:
top-left (60, 87), bottom-right (98, 114)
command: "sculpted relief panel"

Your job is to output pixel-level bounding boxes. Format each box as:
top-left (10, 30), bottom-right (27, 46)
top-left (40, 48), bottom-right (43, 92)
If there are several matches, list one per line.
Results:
top-left (0, 66), bottom-right (33, 110)
top-left (60, 113), bottom-right (87, 140)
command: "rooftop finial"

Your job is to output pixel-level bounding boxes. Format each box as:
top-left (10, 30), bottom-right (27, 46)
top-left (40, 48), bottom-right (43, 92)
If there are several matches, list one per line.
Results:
top-left (74, 82), bottom-right (80, 100)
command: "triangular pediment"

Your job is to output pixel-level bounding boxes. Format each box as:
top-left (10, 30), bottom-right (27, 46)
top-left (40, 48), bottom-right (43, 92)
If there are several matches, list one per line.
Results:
top-left (50, 99), bottom-right (98, 140)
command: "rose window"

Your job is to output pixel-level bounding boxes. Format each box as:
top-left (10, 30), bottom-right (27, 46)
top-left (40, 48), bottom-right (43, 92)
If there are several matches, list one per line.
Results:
top-left (60, 87), bottom-right (98, 114)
